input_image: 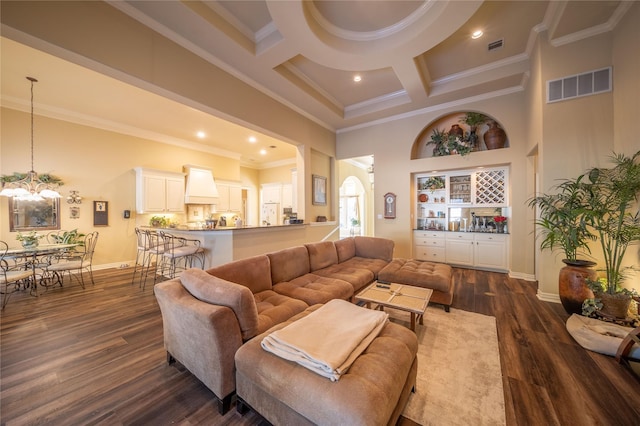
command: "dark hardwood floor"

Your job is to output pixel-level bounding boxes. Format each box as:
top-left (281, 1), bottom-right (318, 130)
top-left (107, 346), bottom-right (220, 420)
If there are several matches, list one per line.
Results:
top-left (1, 267), bottom-right (638, 425)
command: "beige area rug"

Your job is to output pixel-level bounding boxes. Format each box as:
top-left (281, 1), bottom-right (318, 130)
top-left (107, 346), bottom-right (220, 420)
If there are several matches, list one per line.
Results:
top-left (388, 307), bottom-right (506, 426)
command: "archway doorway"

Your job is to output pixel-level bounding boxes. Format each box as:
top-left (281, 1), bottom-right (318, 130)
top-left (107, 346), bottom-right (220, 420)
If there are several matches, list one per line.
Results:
top-left (339, 176), bottom-right (367, 238)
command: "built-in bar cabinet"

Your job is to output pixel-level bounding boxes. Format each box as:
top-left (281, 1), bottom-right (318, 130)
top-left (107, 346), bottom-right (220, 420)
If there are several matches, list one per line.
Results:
top-left (413, 166), bottom-right (510, 272)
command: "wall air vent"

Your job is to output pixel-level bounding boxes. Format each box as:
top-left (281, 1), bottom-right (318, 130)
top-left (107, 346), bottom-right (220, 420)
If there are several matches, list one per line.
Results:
top-left (487, 39), bottom-right (503, 51)
top-left (547, 67), bottom-right (611, 103)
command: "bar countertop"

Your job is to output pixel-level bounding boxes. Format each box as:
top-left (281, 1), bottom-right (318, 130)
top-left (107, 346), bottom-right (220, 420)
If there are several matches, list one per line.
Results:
top-left (143, 223), bottom-right (307, 232)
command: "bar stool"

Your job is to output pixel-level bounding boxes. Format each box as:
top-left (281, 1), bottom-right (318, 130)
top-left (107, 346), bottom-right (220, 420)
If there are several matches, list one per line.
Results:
top-left (140, 229), bottom-right (165, 290)
top-left (131, 228), bottom-right (154, 287)
top-left (158, 231), bottom-right (205, 281)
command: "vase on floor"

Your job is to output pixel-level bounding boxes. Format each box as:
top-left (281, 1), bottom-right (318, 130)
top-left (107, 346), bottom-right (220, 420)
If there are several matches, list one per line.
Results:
top-left (559, 259), bottom-right (597, 315)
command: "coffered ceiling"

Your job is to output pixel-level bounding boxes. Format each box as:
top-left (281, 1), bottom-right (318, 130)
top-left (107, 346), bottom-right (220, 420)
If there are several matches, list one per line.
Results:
top-left (0, 1), bottom-right (632, 168)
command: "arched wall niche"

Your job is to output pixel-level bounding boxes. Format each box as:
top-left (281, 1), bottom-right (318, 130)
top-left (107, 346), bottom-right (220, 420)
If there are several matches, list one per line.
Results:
top-left (410, 111), bottom-right (510, 159)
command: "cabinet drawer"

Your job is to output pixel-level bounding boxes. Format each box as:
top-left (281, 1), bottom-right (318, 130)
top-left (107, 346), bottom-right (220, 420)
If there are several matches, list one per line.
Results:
top-left (446, 232), bottom-right (474, 241)
top-left (414, 246), bottom-right (446, 262)
top-left (415, 238), bottom-right (445, 248)
top-left (474, 233), bottom-right (508, 242)
top-left (414, 231), bottom-right (445, 240)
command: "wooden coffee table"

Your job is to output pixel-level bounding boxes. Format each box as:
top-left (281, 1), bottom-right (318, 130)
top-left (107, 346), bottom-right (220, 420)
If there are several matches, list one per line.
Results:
top-left (356, 281), bottom-right (433, 331)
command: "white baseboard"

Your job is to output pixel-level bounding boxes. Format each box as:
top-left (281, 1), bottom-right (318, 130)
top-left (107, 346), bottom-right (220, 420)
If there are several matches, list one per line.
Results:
top-left (508, 271), bottom-right (537, 281)
top-left (93, 261), bottom-right (136, 271)
top-left (537, 290), bottom-right (561, 304)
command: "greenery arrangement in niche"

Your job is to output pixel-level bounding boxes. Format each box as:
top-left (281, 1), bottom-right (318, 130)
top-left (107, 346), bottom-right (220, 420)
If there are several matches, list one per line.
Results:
top-left (426, 128), bottom-right (473, 157)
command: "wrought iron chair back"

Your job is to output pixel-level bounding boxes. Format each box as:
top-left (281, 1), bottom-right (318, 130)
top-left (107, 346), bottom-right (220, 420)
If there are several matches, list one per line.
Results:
top-left (0, 241), bottom-right (35, 309)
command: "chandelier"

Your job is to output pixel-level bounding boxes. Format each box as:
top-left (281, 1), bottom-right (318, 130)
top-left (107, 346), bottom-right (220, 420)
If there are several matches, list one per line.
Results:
top-left (0, 77), bottom-right (62, 201)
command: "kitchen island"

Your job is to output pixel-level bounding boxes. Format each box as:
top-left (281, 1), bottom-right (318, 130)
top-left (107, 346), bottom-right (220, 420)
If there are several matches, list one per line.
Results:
top-left (145, 222), bottom-right (338, 268)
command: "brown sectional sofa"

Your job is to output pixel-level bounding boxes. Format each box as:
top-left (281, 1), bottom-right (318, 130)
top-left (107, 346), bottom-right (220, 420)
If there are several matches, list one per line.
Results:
top-left (235, 305), bottom-right (418, 426)
top-left (154, 236), bottom-right (395, 414)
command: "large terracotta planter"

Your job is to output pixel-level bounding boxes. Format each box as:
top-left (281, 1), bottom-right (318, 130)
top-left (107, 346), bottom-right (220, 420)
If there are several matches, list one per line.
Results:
top-left (559, 259), bottom-right (597, 315)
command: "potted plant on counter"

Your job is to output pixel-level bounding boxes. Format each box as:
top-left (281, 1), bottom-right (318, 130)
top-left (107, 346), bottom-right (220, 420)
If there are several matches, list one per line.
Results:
top-left (528, 177), bottom-right (597, 314)
top-left (579, 151), bottom-right (640, 319)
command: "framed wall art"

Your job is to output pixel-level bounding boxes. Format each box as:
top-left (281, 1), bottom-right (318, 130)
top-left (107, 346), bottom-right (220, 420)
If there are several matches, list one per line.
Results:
top-left (93, 201), bottom-right (108, 226)
top-left (312, 175), bottom-right (327, 205)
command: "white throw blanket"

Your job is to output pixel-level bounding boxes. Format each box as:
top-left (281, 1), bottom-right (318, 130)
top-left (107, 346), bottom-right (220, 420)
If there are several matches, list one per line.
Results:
top-left (261, 299), bottom-right (388, 381)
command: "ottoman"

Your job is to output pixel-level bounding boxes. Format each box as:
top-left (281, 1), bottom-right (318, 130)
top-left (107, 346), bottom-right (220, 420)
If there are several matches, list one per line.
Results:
top-left (378, 258), bottom-right (453, 311)
top-left (235, 305), bottom-right (418, 426)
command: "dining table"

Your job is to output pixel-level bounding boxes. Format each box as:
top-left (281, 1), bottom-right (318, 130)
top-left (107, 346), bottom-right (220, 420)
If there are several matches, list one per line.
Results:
top-left (5, 243), bottom-right (79, 296)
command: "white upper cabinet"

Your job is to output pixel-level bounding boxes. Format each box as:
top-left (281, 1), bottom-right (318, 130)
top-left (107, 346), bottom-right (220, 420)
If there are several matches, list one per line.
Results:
top-left (135, 168), bottom-right (185, 214)
top-left (214, 181), bottom-right (242, 212)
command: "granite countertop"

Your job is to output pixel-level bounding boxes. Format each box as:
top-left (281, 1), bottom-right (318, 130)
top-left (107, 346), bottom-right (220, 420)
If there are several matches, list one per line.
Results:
top-left (146, 223), bottom-right (307, 232)
top-left (414, 228), bottom-right (509, 234)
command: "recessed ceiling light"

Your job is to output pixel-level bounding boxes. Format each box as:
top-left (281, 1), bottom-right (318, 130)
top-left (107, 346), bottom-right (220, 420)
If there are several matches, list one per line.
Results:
top-left (472, 30), bottom-right (483, 39)
top-left (353, 75), bottom-right (362, 82)
top-left (248, 136), bottom-right (257, 143)
top-left (196, 131), bottom-right (206, 139)
top-left (260, 149), bottom-right (267, 155)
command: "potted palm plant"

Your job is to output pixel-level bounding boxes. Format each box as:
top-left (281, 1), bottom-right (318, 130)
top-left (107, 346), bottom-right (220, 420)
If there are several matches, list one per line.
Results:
top-left (579, 151), bottom-right (640, 318)
top-left (528, 178), bottom-right (597, 314)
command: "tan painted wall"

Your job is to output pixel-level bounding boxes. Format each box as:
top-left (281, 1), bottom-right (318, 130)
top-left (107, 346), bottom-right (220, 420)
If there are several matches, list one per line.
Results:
top-left (258, 165), bottom-right (294, 185)
top-left (337, 7), bottom-right (640, 295)
top-left (0, 108), bottom-right (296, 266)
top-left (337, 94), bottom-right (529, 267)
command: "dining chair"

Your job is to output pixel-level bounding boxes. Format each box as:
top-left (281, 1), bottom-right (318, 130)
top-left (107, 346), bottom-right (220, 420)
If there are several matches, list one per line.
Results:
top-left (0, 241), bottom-right (35, 309)
top-left (45, 231), bottom-right (99, 289)
top-left (158, 231), bottom-right (205, 283)
top-left (46, 230), bottom-right (66, 244)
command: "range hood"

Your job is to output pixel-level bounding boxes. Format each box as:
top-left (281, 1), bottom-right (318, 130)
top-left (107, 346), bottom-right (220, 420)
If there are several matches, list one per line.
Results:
top-left (184, 165), bottom-right (219, 204)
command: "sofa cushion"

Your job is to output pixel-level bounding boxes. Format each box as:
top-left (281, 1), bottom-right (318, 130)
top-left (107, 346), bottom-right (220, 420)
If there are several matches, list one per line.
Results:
top-left (354, 236), bottom-right (394, 261)
top-left (272, 274), bottom-right (354, 305)
top-left (305, 241), bottom-right (339, 271)
top-left (340, 257), bottom-right (390, 278)
top-left (268, 246), bottom-right (311, 284)
top-left (254, 290), bottom-right (309, 335)
top-left (180, 268), bottom-right (260, 340)
top-left (207, 255), bottom-right (272, 294)
top-left (334, 238), bottom-right (356, 263)
top-left (313, 264), bottom-right (374, 293)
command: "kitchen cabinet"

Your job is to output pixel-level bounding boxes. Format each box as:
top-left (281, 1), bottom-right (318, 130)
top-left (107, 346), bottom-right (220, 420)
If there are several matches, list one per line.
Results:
top-left (262, 184), bottom-right (282, 204)
top-left (281, 183), bottom-right (293, 208)
top-left (415, 167), bottom-right (508, 230)
top-left (444, 232), bottom-right (474, 266)
top-left (415, 175), bottom-right (447, 230)
top-left (413, 230), bottom-right (446, 263)
top-left (473, 233), bottom-right (508, 270)
top-left (446, 167), bottom-right (508, 207)
top-left (474, 168), bottom-right (508, 207)
top-left (448, 174), bottom-right (472, 204)
top-left (135, 168), bottom-right (185, 214)
top-left (215, 181), bottom-right (242, 211)
top-left (445, 232), bottom-right (509, 271)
